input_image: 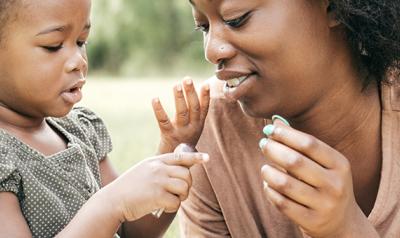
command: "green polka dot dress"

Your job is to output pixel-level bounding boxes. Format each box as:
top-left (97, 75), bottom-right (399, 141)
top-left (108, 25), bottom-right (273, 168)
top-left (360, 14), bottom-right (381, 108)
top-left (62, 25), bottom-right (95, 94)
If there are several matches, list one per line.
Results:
top-left (0, 107), bottom-right (114, 237)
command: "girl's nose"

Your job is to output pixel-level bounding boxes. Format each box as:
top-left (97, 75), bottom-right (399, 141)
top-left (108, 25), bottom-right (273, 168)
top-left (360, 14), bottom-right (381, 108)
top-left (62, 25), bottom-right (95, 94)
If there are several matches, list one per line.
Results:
top-left (66, 48), bottom-right (88, 74)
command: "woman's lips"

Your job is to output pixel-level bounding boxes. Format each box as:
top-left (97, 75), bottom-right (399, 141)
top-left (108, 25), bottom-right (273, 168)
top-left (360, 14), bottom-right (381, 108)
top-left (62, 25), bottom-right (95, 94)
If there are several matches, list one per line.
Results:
top-left (223, 74), bottom-right (257, 101)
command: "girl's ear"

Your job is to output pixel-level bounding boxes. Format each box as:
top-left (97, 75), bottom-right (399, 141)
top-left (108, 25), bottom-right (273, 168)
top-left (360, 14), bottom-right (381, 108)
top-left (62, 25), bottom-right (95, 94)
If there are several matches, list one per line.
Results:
top-left (324, 0), bottom-right (341, 28)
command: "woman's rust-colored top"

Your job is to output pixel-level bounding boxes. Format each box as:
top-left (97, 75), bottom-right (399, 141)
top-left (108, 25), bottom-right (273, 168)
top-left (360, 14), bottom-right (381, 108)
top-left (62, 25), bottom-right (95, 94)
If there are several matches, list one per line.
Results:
top-left (179, 78), bottom-right (400, 238)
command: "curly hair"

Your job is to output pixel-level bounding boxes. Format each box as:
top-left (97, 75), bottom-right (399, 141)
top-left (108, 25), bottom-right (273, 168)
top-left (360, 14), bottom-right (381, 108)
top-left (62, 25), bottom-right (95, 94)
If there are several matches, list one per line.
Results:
top-left (0, 0), bottom-right (19, 44)
top-left (331, 0), bottom-right (400, 83)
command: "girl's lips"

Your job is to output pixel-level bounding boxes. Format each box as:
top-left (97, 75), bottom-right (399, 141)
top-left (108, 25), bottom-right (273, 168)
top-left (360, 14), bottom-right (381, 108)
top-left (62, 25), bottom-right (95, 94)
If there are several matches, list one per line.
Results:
top-left (61, 87), bottom-right (82, 104)
top-left (223, 74), bottom-right (257, 101)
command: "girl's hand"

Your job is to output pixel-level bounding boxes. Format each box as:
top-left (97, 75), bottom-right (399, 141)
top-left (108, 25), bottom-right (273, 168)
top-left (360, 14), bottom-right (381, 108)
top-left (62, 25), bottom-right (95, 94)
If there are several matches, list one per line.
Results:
top-left (152, 77), bottom-right (210, 154)
top-left (259, 118), bottom-right (376, 238)
top-left (105, 144), bottom-right (209, 222)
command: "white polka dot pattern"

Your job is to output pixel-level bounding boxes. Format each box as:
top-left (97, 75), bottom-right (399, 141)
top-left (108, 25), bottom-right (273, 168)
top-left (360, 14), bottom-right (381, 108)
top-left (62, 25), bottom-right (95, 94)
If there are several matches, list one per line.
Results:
top-left (0, 107), bottom-right (113, 238)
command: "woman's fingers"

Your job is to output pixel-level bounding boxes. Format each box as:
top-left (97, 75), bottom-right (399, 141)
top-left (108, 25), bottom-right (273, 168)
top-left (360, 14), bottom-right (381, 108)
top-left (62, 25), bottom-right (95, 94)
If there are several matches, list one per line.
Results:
top-left (263, 123), bottom-right (344, 169)
top-left (261, 164), bottom-right (319, 208)
top-left (174, 83), bottom-right (190, 126)
top-left (152, 98), bottom-right (173, 132)
top-left (264, 185), bottom-right (312, 226)
top-left (260, 138), bottom-right (327, 188)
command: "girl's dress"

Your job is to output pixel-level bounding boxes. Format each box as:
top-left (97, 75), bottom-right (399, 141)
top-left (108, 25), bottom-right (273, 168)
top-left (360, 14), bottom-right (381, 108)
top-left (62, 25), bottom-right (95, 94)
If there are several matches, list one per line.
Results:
top-left (0, 107), bottom-right (112, 238)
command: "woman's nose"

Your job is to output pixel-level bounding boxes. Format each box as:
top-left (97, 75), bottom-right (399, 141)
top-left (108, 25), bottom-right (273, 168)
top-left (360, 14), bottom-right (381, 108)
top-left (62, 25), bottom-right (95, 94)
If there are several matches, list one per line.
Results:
top-left (204, 29), bottom-right (236, 66)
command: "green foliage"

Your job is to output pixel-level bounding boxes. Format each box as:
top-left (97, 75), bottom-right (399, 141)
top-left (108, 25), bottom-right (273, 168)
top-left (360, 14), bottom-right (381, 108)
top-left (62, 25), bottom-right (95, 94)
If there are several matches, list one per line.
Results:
top-left (88, 0), bottom-right (211, 77)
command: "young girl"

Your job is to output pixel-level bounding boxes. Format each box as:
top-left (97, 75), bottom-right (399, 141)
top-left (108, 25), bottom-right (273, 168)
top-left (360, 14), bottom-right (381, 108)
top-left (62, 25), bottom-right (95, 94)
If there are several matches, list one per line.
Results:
top-left (0, 0), bottom-right (210, 237)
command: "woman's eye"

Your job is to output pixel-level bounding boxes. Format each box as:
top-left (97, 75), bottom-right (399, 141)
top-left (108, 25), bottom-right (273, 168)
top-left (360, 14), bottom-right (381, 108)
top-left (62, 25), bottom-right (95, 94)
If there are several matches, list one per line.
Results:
top-left (224, 12), bottom-right (251, 28)
top-left (42, 44), bottom-right (63, 52)
top-left (194, 23), bottom-right (210, 33)
top-left (77, 41), bottom-right (88, 48)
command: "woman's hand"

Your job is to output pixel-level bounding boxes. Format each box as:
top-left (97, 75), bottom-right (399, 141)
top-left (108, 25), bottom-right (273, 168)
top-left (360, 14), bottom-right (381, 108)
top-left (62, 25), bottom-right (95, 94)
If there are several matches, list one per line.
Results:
top-left (152, 77), bottom-right (210, 154)
top-left (104, 144), bottom-right (209, 222)
top-left (259, 118), bottom-right (377, 238)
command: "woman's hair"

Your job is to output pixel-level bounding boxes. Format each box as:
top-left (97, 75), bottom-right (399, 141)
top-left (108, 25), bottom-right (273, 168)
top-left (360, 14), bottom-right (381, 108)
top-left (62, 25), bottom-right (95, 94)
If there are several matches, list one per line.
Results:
top-left (331, 0), bottom-right (400, 83)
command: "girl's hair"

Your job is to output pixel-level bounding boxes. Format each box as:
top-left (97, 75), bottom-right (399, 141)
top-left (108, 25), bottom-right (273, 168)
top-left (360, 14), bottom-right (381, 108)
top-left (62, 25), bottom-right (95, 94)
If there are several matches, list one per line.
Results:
top-left (0, 0), bottom-right (18, 43)
top-left (331, 0), bottom-right (400, 83)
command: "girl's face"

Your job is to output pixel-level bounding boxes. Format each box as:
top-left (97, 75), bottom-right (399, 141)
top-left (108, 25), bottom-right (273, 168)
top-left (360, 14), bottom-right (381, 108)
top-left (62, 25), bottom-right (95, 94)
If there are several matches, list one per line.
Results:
top-left (191, 0), bottom-right (349, 118)
top-left (0, 0), bottom-right (91, 118)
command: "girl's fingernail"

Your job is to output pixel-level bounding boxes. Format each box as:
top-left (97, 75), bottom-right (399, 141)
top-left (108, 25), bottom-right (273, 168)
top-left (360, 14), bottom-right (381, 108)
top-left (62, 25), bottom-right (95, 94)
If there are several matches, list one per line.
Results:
top-left (263, 181), bottom-right (269, 189)
top-left (201, 153), bottom-right (210, 161)
top-left (272, 115), bottom-right (290, 126)
top-left (184, 78), bottom-right (193, 85)
top-left (263, 125), bottom-right (275, 136)
top-left (176, 84), bottom-right (182, 92)
top-left (259, 138), bottom-right (268, 149)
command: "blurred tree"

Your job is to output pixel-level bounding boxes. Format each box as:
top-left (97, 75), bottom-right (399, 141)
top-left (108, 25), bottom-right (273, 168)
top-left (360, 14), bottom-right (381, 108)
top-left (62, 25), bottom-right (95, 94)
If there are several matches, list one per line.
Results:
top-left (88, 0), bottom-right (210, 77)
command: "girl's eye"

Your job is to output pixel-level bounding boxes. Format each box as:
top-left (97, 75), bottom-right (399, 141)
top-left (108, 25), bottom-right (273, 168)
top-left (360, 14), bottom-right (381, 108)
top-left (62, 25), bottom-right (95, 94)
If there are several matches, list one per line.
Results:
top-left (194, 23), bottom-right (209, 33)
top-left (77, 41), bottom-right (88, 48)
top-left (224, 12), bottom-right (251, 28)
top-left (42, 44), bottom-right (63, 52)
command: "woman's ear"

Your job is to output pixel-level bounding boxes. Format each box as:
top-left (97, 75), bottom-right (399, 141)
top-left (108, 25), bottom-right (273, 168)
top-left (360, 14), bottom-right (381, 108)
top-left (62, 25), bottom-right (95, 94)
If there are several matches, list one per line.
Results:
top-left (324, 0), bottom-right (341, 27)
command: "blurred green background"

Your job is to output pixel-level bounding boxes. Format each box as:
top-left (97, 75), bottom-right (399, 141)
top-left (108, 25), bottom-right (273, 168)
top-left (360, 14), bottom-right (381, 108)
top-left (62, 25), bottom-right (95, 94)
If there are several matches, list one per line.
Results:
top-left (88, 0), bottom-right (211, 77)
top-left (78, 0), bottom-right (213, 237)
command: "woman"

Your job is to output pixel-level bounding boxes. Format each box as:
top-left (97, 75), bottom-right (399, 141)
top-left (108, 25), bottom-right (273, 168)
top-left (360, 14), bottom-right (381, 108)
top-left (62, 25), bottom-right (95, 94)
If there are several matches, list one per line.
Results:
top-left (178, 0), bottom-right (400, 237)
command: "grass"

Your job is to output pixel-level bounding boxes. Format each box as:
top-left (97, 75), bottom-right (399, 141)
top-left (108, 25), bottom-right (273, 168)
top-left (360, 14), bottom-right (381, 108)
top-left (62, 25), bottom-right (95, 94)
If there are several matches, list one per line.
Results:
top-left (78, 76), bottom-right (205, 237)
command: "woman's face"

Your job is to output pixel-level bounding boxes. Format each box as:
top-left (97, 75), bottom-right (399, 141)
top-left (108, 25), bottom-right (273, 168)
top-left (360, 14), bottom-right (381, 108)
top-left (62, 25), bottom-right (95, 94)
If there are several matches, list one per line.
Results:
top-left (191, 0), bottom-right (346, 118)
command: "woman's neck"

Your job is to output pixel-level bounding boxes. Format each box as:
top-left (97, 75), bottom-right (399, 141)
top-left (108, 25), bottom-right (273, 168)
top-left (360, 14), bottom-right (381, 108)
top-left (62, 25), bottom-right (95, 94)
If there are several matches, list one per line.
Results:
top-left (291, 77), bottom-right (381, 160)
top-left (290, 73), bottom-right (382, 215)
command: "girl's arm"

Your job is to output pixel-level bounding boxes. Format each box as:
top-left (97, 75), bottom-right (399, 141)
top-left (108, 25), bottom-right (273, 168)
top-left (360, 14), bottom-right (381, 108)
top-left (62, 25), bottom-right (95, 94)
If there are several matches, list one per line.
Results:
top-left (0, 192), bottom-right (33, 238)
top-left (0, 162), bottom-right (121, 238)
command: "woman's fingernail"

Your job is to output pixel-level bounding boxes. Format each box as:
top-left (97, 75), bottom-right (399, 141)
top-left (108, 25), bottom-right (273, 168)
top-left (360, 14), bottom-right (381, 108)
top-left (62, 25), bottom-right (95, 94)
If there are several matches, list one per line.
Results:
top-left (176, 84), bottom-right (182, 92)
top-left (259, 138), bottom-right (268, 149)
top-left (272, 115), bottom-right (290, 126)
top-left (263, 125), bottom-right (275, 136)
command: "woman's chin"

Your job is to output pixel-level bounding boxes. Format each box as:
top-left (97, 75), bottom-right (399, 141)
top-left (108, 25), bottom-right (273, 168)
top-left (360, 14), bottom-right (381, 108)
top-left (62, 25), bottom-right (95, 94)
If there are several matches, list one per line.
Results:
top-left (238, 100), bottom-right (273, 119)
